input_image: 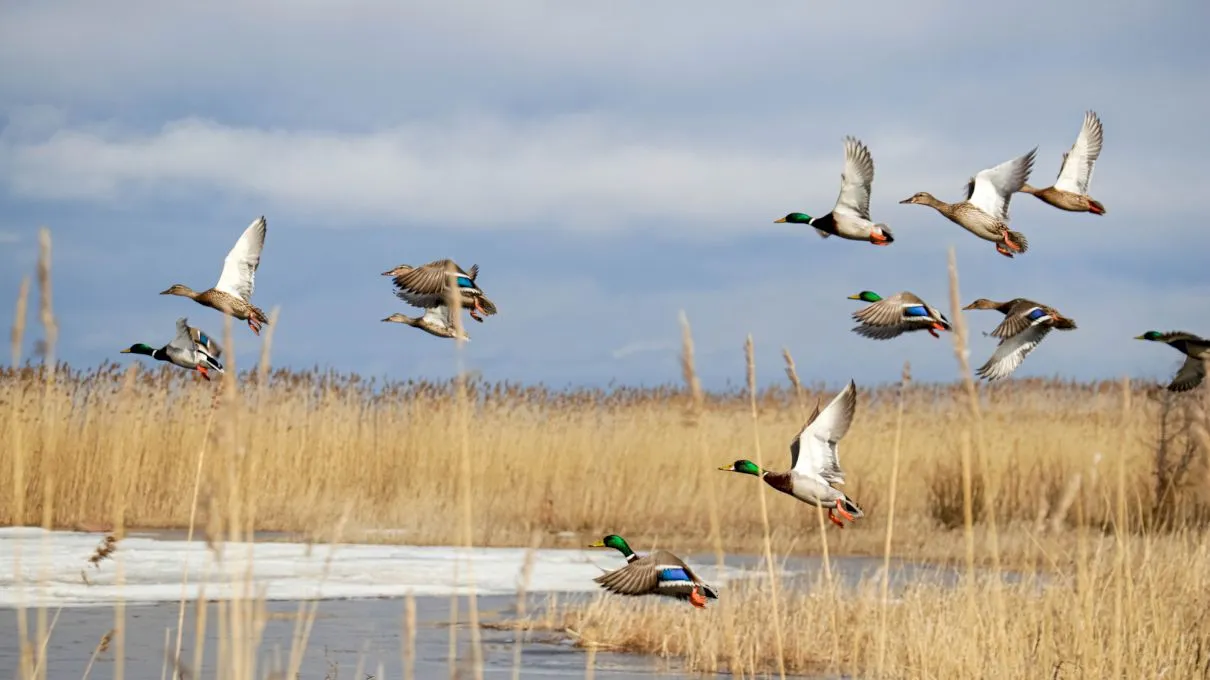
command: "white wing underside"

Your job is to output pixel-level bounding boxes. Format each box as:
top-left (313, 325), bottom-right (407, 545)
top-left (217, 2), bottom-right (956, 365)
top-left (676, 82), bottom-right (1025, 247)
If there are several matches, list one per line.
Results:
top-left (966, 150), bottom-right (1036, 221)
top-left (789, 381), bottom-right (857, 485)
top-left (214, 216), bottom-right (267, 302)
top-left (422, 305), bottom-right (456, 329)
top-left (831, 137), bottom-right (875, 221)
top-left (1054, 111), bottom-right (1103, 195)
top-left (977, 323), bottom-right (1052, 380)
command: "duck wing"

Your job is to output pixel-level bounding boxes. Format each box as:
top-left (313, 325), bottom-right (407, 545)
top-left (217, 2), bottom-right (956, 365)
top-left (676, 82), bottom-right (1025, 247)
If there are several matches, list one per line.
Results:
top-left (789, 380), bottom-right (857, 485)
top-left (987, 299), bottom-right (1047, 339)
top-left (976, 325), bottom-right (1052, 381)
top-left (966, 149), bottom-right (1037, 221)
top-left (214, 216), bottom-right (266, 302)
top-left (1054, 111), bottom-right (1103, 195)
top-left (831, 137), bottom-right (875, 221)
top-left (1169, 355), bottom-right (1207, 392)
top-left (593, 550), bottom-right (716, 600)
top-left (186, 322), bottom-right (223, 359)
top-left (388, 259), bottom-right (476, 308)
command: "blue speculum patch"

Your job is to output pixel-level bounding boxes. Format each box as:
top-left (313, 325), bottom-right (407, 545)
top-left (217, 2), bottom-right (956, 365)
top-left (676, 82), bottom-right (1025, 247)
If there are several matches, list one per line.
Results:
top-left (904, 305), bottom-right (930, 317)
top-left (658, 568), bottom-right (690, 582)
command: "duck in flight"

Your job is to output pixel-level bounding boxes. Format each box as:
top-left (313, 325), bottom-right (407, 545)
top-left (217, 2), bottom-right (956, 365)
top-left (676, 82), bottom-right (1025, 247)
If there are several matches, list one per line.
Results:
top-left (160, 216), bottom-right (270, 335)
top-left (775, 136), bottom-right (894, 247)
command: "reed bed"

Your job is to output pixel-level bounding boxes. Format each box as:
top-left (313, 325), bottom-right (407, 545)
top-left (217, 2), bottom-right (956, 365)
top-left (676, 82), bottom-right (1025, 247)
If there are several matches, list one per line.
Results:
top-left (6, 233), bottom-right (1210, 679)
top-left (1, 360), bottom-right (1205, 561)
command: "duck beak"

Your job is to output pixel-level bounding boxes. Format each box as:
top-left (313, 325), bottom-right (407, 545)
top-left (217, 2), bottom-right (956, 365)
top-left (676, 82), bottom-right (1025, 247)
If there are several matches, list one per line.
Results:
top-left (587, 541), bottom-right (606, 548)
top-left (961, 302), bottom-right (977, 310)
top-left (773, 217), bottom-right (787, 223)
top-left (898, 197), bottom-right (913, 204)
top-left (846, 294), bottom-right (861, 300)
top-left (1133, 335), bottom-right (1147, 340)
top-left (717, 464), bottom-right (734, 471)
top-left (119, 348), bottom-right (131, 353)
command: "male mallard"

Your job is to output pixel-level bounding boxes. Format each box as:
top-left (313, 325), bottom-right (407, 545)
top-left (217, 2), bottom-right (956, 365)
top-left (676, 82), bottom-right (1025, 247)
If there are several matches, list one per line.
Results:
top-left (120, 317), bottom-right (224, 380)
top-left (588, 534), bottom-right (719, 608)
top-left (963, 298), bottom-right (1076, 380)
top-left (900, 148), bottom-right (1037, 258)
top-left (160, 216), bottom-right (270, 335)
top-left (382, 304), bottom-right (470, 341)
top-left (847, 290), bottom-right (951, 339)
top-left (382, 259), bottom-right (498, 322)
top-left (1134, 331), bottom-right (1210, 392)
top-left (719, 380), bottom-right (864, 528)
top-left (1020, 111), bottom-right (1105, 215)
top-left (774, 137), bottom-right (894, 246)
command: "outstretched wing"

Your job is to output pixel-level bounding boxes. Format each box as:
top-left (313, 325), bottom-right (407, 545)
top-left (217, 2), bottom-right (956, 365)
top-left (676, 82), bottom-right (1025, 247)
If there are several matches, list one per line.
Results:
top-left (1054, 111), bottom-right (1103, 195)
top-left (966, 149), bottom-right (1036, 221)
top-left (1169, 355), bottom-right (1207, 392)
top-left (168, 317), bottom-right (196, 354)
top-left (831, 137), bottom-right (875, 221)
top-left (976, 325), bottom-right (1052, 381)
top-left (789, 380), bottom-right (857, 484)
top-left (388, 259), bottom-right (475, 308)
top-left (214, 216), bottom-right (266, 302)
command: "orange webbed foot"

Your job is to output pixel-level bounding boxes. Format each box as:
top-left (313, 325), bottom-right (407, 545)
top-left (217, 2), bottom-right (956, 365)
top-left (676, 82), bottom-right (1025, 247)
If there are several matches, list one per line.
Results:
top-left (688, 586), bottom-right (707, 608)
top-left (827, 509), bottom-right (845, 528)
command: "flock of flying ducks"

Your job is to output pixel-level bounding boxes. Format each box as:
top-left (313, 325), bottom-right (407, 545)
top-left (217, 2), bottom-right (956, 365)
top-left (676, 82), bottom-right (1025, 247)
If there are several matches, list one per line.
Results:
top-left (111, 110), bottom-right (1209, 609)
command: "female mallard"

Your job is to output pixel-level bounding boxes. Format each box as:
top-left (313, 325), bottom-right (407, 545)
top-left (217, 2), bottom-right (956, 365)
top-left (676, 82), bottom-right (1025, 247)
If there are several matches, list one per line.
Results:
top-left (900, 148), bottom-right (1037, 258)
top-left (120, 317), bottom-right (224, 380)
top-left (1134, 331), bottom-right (1210, 392)
top-left (847, 290), bottom-right (951, 339)
top-left (382, 259), bottom-right (497, 322)
top-left (719, 381), bottom-right (864, 528)
top-left (382, 304), bottom-right (470, 341)
top-left (160, 216), bottom-right (270, 335)
top-left (588, 534), bottom-right (718, 608)
top-left (962, 298), bottom-right (1076, 380)
top-left (1020, 111), bottom-right (1105, 215)
top-left (774, 136), bottom-right (894, 246)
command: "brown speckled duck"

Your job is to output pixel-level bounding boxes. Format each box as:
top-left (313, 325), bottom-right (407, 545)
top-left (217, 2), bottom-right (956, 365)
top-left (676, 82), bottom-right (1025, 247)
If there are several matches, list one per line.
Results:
top-left (963, 298), bottom-right (1076, 381)
top-left (382, 259), bottom-right (497, 322)
top-left (1019, 111), bottom-right (1106, 215)
top-left (160, 216), bottom-right (270, 335)
top-left (382, 304), bottom-right (470, 341)
top-left (900, 148), bottom-right (1037, 258)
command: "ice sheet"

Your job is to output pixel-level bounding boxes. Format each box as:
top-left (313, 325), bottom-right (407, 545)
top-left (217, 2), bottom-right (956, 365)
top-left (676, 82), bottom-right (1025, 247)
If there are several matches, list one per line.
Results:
top-left (0, 527), bottom-right (744, 608)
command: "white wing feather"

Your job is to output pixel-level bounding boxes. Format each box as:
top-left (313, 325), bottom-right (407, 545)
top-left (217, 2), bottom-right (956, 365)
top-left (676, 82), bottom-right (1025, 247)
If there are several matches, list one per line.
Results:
top-left (831, 137), bottom-right (875, 221)
top-left (789, 381), bottom-right (857, 485)
top-left (422, 304), bottom-right (455, 329)
top-left (1053, 111), bottom-right (1103, 195)
top-left (976, 324), bottom-right (1052, 381)
top-left (214, 216), bottom-right (267, 302)
top-left (966, 149), bottom-right (1036, 221)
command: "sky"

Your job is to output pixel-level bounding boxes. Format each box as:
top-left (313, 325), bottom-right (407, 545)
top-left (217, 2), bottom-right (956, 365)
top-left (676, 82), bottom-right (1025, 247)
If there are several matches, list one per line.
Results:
top-left (1, 0), bottom-right (1209, 391)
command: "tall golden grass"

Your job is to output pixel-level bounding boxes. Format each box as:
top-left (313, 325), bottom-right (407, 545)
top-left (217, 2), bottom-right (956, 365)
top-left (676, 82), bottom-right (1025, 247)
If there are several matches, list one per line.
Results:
top-left (5, 232), bottom-right (1210, 678)
top-left (3, 346), bottom-right (1205, 560)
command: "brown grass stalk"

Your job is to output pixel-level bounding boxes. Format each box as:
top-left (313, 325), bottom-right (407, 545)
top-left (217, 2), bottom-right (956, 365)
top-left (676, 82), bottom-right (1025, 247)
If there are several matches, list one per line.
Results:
top-left (743, 335), bottom-right (786, 680)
